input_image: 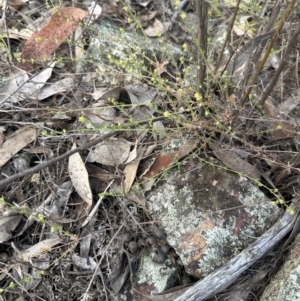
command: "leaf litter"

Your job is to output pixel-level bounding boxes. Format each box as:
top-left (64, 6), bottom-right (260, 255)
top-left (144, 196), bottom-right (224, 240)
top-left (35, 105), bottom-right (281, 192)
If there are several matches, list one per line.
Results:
top-left (0, 1), bottom-right (300, 300)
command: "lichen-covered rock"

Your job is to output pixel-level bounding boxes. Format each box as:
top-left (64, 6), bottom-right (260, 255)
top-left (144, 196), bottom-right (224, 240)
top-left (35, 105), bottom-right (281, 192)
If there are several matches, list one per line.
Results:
top-left (77, 19), bottom-right (184, 86)
top-left (260, 233), bottom-right (300, 301)
top-left (118, 249), bottom-right (177, 301)
top-left (148, 157), bottom-right (281, 278)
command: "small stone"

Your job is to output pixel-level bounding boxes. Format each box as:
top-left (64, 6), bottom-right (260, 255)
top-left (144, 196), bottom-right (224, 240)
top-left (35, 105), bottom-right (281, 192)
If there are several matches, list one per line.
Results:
top-left (123, 232), bottom-right (131, 245)
top-left (128, 241), bottom-right (139, 254)
top-left (154, 252), bottom-right (167, 264)
top-left (138, 238), bottom-right (146, 248)
top-left (146, 236), bottom-right (156, 247)
top-left (160, 244), bottom-right (170, 254)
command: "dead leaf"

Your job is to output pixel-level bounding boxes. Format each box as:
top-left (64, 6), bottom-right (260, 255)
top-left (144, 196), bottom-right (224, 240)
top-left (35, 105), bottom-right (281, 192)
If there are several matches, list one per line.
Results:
top-left (152, 121), bottom-right (166, 141)
top-left (209, 142), bottom-right (261, 181)
top-left (18, 7), bottom-right (88, 71)
top-left (264, 98), bottom-right (296, 138)
top-left (18, 237), bottom-right (62, 262)
top-left (107, 252), bottom-right (130, 294)
top-left (0, 63), bottom-right (55, 106)
top-left (0, 126), bottom-right (5, 147)
top-left (0, 127), bottom-right (37, 168)
top-left (150, 284), bottom-right (190, 301)
top-left (72, 253), bottom-right (97, 270)
top-left (24, 145), bottom-right (54, 159)
top-left (85, 1), bottom-right (102, 20)
top-left (86, 163), bottom-right (121, 182)
top-left (36, 77), bottom-right (74, 100)
top-left (75, 27), bottom-right (84, 59)
top-left (144, 19), bottom-right (170, 37)
top-left (17, 11), bottom-right (52, 40)
top-left (140, 11), bottom-right (157, 22)
top-left (8, 0), bottom-right (28, 10)
top-left (278, 89), bottom-right (300, 116)
top-left (140, 139), bottom-right (199, 182)
top-left (125, 84), bottom-right (158, 107)
top-left (124, 143), bottom-right (138, 164)
top-left (90, 87), bottom-right (124, 101)
top-left (0, 215), bottom-right (21, 242)
top-left (84, 103), bottom-right (118, 132)
top-left (87, 139), bottom-right (131, 166)
top-left (123, 148), bottom-right (145, 194)
top-left (69, 142), bottom-right (93, 207)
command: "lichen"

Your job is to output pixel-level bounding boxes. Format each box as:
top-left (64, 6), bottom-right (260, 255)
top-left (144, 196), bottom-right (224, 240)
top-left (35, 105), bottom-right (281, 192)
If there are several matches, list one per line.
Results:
top-left (148, 159), bottom-right (281, 278)
top-left (137, 250), bottom-right (176, 293)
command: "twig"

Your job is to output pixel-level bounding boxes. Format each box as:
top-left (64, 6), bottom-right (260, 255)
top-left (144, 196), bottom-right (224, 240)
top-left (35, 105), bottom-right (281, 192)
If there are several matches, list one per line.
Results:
top-left (196, 0), bottom-right (208, 100)
top-left (81, 220), bottom-right (126, 299)
top-left (214, 0), bottom-right (242, 75)
top-left (258, 20), bottom-right (300, 106)
top-left (231, 0), bottom-right (297, 126)
top-left (237, 0), bottom-right (281, 101)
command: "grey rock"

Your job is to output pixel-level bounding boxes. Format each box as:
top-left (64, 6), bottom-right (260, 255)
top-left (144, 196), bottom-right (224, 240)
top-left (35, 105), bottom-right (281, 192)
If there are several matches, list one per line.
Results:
top-left (148, 158), bottom-right (281, 278)
top-left (260, 233), bottom-right (300, 301)
top-left (77, 19), bottom-right (184, 86)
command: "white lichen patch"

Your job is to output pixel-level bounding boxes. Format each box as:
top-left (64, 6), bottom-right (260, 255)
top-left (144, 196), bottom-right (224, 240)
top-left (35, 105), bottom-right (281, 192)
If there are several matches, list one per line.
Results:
top-left (283, 266), bottom-right (300, 300)
top-left (137, 250), bottom-right (176, 293)
top-left (149, 182), bottom-right (199, 249)
top-left (196, 226), bottom-right (244, 275)
top-left (238, 177), bottom-right (280, 230)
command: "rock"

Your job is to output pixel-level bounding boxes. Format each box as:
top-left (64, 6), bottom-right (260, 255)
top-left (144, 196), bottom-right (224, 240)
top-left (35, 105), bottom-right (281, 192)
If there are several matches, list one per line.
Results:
top-left (118, 248), bottom-right (177, 301)
top-left (77, 19), bottom-right (184, 86)
top-left (260, 233), bottom-right (300, 301)
top-left (148, 157), bottom-right (281, 278)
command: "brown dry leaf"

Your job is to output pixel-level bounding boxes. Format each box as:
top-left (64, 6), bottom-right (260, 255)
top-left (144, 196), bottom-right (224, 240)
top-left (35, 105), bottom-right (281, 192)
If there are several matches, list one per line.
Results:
top-left (123, 148), bottom-right (145, 194)
top-left (144, 19), bottom-right (170, 37)
top-left (18, 7), bottom-right (88, 71)
top-left (209, 142), bottom-right (261, 181)
top-left (69, 142), bottom-right (93, 207)
top-left (140, 139), bottom-right (199, 182)
top-left (264, 98), bottom-right (296, 138)
top-left (18, 237), bottom-right (62, 262)
top-left (87, 139), bottom-right (131, 166)
top-left (0, 127), bottom-right (37, 168)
